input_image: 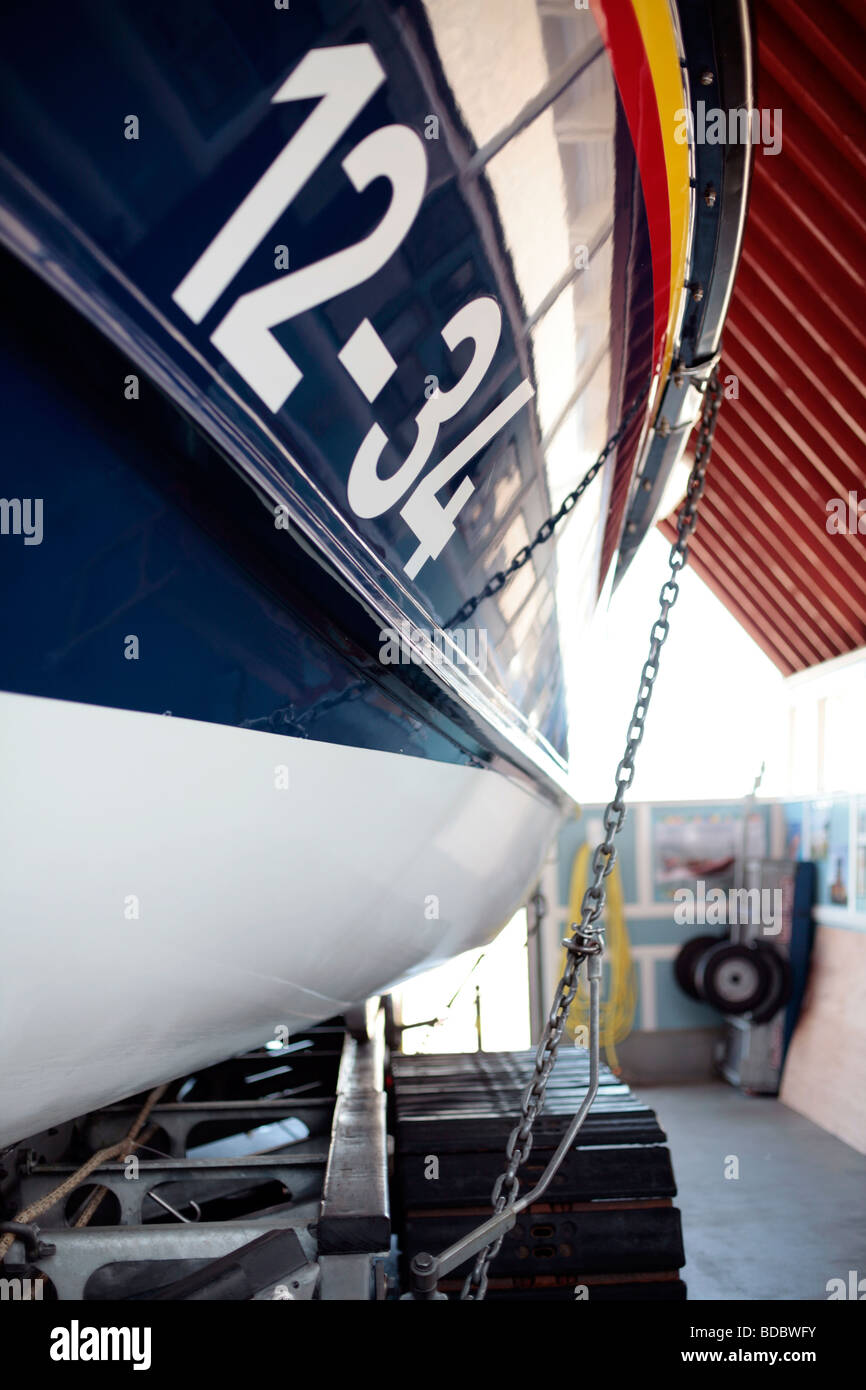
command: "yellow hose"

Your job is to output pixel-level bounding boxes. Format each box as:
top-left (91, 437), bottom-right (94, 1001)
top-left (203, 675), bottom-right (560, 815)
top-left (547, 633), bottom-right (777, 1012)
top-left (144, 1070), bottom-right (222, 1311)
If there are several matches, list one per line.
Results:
top-left (563, 843), bottom-right (637, 1073)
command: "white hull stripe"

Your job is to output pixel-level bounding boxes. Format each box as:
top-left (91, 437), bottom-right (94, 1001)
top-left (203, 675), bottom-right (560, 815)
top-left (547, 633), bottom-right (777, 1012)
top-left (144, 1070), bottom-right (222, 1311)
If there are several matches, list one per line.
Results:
top-left (0, 691), bottom-right (562, 1143)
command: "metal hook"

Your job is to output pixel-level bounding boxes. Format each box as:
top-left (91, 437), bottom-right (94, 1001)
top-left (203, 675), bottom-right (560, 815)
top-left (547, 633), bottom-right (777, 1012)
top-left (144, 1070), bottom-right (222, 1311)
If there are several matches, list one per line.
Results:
top-left (145, 1192), bottom-right (201, 1223)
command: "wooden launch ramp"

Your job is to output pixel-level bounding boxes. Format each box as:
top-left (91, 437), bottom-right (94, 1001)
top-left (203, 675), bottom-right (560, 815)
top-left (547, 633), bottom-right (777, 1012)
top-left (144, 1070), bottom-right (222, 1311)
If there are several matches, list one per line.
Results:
top-left (390, 1049), bottom-right (686, 1300)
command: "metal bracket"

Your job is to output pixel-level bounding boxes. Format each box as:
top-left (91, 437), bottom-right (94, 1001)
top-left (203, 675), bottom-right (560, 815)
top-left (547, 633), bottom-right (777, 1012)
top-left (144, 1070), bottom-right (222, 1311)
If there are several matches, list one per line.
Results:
top-left (0, 1221), bottom-right (55, 1261)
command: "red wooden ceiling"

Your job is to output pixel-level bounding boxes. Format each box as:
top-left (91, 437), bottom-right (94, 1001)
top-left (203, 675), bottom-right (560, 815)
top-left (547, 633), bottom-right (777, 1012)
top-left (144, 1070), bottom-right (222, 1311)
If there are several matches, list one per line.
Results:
top-left (659, 0), bottom-right (866, 676)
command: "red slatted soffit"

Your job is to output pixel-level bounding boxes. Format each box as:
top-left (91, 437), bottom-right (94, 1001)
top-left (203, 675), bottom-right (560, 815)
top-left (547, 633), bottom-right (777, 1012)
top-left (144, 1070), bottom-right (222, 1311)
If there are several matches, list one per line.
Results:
top-left (659, 0), bottom-right (866, 676)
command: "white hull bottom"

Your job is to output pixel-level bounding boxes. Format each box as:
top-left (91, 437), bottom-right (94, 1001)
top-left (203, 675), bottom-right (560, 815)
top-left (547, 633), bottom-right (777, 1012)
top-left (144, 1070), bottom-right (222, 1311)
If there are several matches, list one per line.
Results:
top-left (0, 691), bottom-right (563, 1144)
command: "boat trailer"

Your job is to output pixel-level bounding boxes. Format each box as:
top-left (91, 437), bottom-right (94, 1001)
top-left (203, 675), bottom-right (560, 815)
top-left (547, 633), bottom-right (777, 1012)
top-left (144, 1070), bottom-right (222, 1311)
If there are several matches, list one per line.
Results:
top-left (0, 1002), bottom-right (685, 1302)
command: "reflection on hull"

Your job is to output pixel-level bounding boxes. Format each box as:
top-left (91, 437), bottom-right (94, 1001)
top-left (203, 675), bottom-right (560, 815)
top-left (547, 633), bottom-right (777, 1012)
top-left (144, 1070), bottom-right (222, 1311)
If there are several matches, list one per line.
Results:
top-left (0, 691), bottom-right (561, 1146)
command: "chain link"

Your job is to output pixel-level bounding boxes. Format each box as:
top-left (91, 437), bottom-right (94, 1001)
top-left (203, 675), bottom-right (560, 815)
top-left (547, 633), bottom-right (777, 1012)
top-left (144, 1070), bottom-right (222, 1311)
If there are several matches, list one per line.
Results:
top-left (445, 376), bottom-right (652, 629)
top-left (460, 371), bottom-right (723, 1300)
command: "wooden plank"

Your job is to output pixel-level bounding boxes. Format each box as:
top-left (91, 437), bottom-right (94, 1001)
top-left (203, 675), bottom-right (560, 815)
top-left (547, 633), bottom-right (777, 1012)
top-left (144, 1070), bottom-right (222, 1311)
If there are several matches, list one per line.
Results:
top-left (780, 924), bottom-right (866, 1154)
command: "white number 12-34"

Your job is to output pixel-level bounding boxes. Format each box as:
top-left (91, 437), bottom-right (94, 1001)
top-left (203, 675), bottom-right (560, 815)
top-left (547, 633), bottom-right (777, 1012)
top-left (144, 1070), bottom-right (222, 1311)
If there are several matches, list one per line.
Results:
top-left (172, 42), bottom-right (533, 580)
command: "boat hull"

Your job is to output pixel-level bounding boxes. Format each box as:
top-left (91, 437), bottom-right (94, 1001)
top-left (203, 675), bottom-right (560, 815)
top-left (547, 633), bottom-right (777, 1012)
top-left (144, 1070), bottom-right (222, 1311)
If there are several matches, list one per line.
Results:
top-left (0, 0), bottom-right (754, 1144)
top-left (0, 689), bottom-right (560, 1145)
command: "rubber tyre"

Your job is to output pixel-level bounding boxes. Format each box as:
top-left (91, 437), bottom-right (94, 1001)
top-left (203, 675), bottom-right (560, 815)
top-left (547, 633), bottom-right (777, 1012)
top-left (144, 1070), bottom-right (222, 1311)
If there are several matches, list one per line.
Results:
top-left (749, 941), bottom-right (793, 1024)
top-left (674, 934), bottom-right (724, 1001)
top-left (694, 941), bottom-right (774, 1016)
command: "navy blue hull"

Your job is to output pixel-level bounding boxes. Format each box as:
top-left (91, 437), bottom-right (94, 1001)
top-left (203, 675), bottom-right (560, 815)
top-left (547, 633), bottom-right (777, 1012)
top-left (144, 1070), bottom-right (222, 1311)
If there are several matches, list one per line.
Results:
top-left (0, 249), bottom-right (557, 793)
top-left (0, 0), bottom-right (659, 800)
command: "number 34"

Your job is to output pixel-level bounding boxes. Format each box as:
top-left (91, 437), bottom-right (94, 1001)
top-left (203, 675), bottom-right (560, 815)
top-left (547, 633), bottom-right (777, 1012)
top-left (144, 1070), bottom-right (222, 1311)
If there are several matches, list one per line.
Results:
top-left (172, 42), bottom-right (533, 580)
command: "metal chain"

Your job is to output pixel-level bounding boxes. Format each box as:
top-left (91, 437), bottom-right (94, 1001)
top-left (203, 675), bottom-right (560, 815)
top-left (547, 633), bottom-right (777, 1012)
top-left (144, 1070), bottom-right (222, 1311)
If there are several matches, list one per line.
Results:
top-left (460, 371), bottom-right (723, 1300)
top-left (445, 375), bottom-right (652, 629)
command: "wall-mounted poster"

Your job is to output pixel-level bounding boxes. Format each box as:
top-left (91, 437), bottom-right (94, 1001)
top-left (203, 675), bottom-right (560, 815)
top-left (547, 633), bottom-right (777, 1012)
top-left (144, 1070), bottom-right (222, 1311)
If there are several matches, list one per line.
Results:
top-left (783, 802), bottom-right (804, 861)
top-left (809, 797), bottom-right (851, 906)
top-left (650, 805), bottom-right (768, 904)
top-left (809, 801), bottom-right (831, 863)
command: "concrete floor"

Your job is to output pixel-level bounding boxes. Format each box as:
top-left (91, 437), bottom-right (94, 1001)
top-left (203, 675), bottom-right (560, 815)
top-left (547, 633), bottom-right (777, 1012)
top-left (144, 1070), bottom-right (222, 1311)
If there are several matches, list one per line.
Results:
top-left (640, 1083), bottom-right (866, 1300)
